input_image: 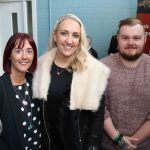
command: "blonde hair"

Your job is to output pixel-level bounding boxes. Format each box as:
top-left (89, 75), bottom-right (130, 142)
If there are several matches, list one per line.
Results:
top-left (48, 14), bottom-right (89, 72)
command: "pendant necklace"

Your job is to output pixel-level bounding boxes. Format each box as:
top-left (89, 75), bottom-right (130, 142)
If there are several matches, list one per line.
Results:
top-left (13, 82), bottom-right (33, 130)
top-left (56, 66), bottom-right (66, 75)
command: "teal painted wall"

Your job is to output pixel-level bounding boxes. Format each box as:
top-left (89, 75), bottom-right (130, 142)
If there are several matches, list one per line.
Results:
top-left (37, 0), bottom-right (137, 58)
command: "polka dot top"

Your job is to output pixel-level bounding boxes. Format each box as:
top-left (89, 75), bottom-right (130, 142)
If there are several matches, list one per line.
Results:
top-left (13, 82), bottom-right (42, 150)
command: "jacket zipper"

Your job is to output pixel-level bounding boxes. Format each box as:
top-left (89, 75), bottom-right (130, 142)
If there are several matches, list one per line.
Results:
top-left (43, 99), bottom-right (51, 150)
top-left (77, 109), bottom-right (83, 150)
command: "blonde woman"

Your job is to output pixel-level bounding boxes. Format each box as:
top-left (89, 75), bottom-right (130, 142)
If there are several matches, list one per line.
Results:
top-left (33, 14), bottom-right (110, 150)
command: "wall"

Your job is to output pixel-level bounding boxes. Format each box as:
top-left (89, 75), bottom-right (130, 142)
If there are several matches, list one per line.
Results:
top-left (37, 0), bottom-right (137, 58)
top-left (36, 0), bottom-right (50, 56)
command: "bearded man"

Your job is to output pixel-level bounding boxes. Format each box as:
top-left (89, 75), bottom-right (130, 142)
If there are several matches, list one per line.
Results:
top-left (101, 18), bottom-right (150, 150)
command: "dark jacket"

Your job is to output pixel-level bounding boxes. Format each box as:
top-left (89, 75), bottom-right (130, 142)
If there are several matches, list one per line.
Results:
top-left (108, 35), bottom-right (118, 55)
top-left (32, 48), bottom-right (110, 150)
top-left (0, 73), bottom-right (45, 150)
top-left (43, 94), bottom-right (105, 150)
top-left (88, 47), bottom-right (98, 59)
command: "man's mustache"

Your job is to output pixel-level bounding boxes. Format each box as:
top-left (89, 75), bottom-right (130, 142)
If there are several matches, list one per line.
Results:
top-left (125, 45), bottom-right (137, 49)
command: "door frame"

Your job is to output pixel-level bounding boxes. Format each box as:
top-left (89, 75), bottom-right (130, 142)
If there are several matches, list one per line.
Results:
top-left (0, 0), bottom-right (37, 44)
top-left (0, 0), bottom-right (37, 75)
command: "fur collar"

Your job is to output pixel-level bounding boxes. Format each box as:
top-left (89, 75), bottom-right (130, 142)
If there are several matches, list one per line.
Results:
top-left (33, 48), bottom-right (110, 111)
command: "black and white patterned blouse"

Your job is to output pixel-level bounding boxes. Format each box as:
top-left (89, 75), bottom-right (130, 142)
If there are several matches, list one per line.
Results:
top-left (14, 82), bottom-right (42, 150)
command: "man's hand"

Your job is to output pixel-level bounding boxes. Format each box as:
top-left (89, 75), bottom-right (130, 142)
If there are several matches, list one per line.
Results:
top-left (122, 136), bottom-right (139, 150)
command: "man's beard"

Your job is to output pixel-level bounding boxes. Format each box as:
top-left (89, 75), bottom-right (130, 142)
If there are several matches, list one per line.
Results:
top-left (119, 52), bottom-right (143, 61)
top-left (119, 45), bottom-right (143, 61)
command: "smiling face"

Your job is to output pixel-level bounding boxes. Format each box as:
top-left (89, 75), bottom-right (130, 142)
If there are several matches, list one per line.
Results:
top-left (54, 19), bottom-right (81, 59)
top-left (10, 39), bottom-right (34, 75)
top-left (117, 24), bottom-right (146, 61)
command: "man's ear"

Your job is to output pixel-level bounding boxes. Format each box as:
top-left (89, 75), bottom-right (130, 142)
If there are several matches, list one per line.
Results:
top-left (144, 34), bottom-right (147, 44)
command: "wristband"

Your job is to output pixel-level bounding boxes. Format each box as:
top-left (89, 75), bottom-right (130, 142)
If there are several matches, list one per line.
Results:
top-left (113, 132), bottom-right (123, 145)
top-left (113, 132), bottom-right (121, 141)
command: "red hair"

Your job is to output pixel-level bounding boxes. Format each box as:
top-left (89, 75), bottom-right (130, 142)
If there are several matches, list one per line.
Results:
top-left (3, 32), bottom-right (37, 74)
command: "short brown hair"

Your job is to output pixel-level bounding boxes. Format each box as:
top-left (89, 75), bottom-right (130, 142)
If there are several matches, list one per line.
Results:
top-left (117, 18), bottom-right (144, 34)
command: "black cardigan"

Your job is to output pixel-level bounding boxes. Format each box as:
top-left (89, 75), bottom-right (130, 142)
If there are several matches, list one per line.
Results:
top-left (0, 73), bottom-right (44, 150)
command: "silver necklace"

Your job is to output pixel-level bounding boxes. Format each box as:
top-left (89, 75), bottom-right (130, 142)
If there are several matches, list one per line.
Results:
top-left (13, 82), bottom-right (33, 130)
top-left (56, 66), bottom-right (66, 75)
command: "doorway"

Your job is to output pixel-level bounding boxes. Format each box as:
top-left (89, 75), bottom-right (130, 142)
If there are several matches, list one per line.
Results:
top-left (0, 0), bottom-right (37, 75)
